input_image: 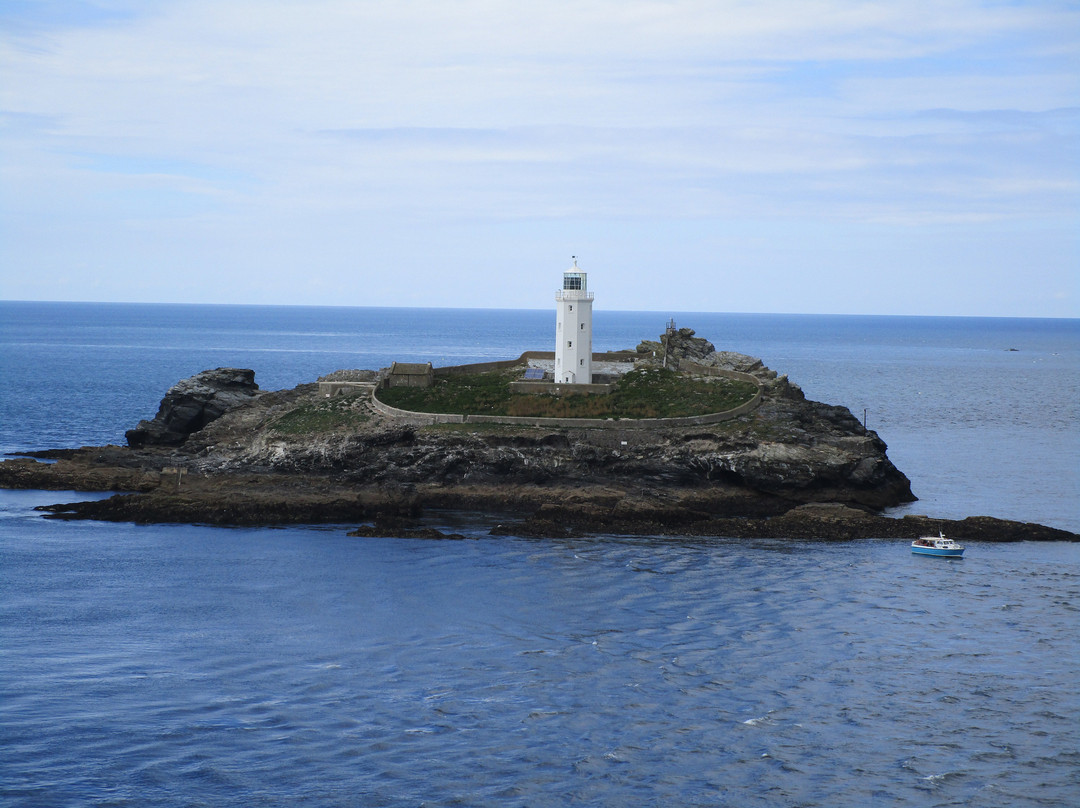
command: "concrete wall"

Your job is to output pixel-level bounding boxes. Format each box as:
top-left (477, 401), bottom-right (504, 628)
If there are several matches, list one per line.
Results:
top-left (368, 394), bottom-right (467, 425)
top-left (318, 381), bottom-right (376, 398)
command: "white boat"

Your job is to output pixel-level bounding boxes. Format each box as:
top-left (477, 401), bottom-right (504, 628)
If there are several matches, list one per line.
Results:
top-left (911, 533), bottom-right (965, 558)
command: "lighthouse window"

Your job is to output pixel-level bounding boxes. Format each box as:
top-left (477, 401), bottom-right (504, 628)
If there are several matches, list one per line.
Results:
top-left (563, 275), bottom-right (583, 291)
top-left (580, 323), bottom-right (585, 330)
top-left (567, 340), bottom-right (572, 348)
top-left (579, 359), bottom-right (584, 366)
top-left (568, 305), bottom-right (572, 311)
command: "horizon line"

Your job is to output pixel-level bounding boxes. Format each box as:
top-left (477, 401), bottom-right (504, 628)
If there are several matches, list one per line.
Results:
top-left (1, 298), bottom-right (1078, 322)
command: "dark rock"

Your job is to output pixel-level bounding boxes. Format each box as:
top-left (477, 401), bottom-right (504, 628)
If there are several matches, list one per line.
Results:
top-left (0, 452), bottom-right (161, 491)
top-left (488, 500), bottom-right (1079, 542)
top-left (347, 517), bottom-right (470, 540)
top-left (126, 368), bottom-right (261, 447)
top-left (636, 327), bottom-right (715, 369)
top-left (708, 351), bottom-right (768, 375)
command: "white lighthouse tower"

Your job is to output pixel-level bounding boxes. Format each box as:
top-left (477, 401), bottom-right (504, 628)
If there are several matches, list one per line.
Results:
top-left (555, 257), bottom-right (593, 384)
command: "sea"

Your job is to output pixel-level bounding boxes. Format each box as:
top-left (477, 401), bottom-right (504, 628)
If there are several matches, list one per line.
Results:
top-left (1, 301), bottom-right (1078, 806)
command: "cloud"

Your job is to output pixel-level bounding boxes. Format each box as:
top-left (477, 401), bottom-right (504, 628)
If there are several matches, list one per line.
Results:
top-left (0, 0), bottom-right (1077, 314)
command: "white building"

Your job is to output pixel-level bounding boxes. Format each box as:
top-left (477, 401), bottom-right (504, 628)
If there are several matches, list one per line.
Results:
top-left (554, 258), bottom-right (593, 384)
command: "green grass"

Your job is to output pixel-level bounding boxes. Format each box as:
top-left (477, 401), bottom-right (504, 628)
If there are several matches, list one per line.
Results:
top-left (380, 369), bottom-right (514, 415)
top-left (269, 395), bottom-right (371, 434)
top-left (378, 367), bottom-right (757, 419)
top-left (604, 367), bottom-right (757, 418)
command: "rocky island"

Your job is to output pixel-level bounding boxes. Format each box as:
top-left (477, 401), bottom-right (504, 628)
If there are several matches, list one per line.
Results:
top-left (2, 328), bottom-right (1075, 542)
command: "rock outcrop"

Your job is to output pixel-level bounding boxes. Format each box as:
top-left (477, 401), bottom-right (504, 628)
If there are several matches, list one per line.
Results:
top-left (3, 332), bottom-right (1075, 542)
top-left (636, 327), bottom-right (716, 369)
top-left (489, 501), bottom-right (1079, 542)
top-left (125, 368), bottom-right (261, 447)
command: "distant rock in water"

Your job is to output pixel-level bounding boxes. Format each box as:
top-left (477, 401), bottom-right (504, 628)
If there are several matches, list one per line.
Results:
top-left (126, 368), bottom-right (261, 448)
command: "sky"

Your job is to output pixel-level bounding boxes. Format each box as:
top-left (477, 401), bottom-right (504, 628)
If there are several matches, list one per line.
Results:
top-left (1, 0), bottom-right (1077, 316)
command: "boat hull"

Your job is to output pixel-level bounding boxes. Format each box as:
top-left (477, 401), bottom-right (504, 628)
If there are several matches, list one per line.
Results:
top-left (911, 546), bottom-right (964, 558)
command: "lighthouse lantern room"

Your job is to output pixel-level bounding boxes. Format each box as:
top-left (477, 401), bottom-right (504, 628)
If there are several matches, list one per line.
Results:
top-left (555, 258), bottom-right (594, 384)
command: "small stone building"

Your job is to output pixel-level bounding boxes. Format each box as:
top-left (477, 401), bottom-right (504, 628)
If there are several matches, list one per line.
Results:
top-left (387, 362), bottom-right (434, 388)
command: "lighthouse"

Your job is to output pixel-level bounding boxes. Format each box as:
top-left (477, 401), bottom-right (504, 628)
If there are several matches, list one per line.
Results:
top-left (555, 258), bottom-right (593, 384)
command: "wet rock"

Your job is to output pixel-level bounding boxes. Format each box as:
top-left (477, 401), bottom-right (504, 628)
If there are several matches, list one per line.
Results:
top-left (348, 516), bottom-right (469, 540)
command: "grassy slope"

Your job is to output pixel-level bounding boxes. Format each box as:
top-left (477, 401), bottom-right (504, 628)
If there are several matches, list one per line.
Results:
top-left (378, 367), bottom-right (757, 419)
top-left (269, 394), bottom-right (371, 434)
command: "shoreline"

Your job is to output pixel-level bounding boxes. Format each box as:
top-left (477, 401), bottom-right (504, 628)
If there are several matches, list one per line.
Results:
top-left (9, 465), bottom-right (1074, 542)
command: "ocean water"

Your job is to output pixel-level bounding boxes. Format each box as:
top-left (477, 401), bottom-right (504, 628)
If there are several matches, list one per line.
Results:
top-left (1, 301), bottom-right (1079, 806)
top-left (2, 491), bottom-right (1078, 807)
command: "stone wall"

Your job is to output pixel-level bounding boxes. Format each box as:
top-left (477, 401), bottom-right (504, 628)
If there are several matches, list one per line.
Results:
top-left (387, 362), bottom-right (434, 388)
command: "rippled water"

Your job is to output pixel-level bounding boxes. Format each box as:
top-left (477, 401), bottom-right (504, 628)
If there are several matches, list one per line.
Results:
top-left (2, 304), bottom-right (1078, 804)
top-left (3, 490), bottom-right (1078, 807)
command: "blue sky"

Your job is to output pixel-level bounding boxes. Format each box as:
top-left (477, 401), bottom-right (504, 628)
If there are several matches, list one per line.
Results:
top-left (1, 0), bottom-right (1077, 316)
